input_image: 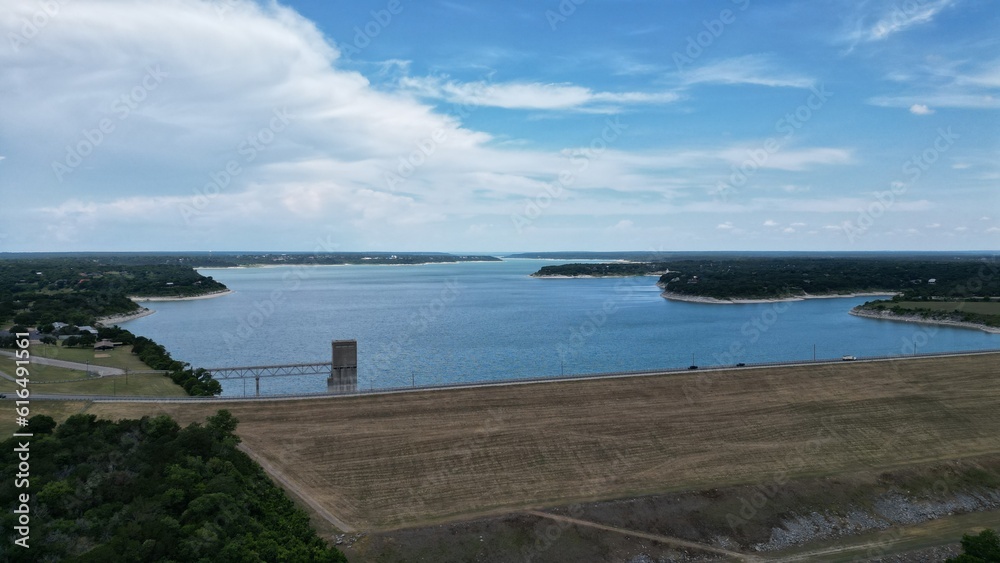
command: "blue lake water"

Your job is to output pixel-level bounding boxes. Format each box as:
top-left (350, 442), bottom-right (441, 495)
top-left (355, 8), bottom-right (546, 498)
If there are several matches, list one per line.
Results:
top-left (118, 259), bottom-right (1000, 396)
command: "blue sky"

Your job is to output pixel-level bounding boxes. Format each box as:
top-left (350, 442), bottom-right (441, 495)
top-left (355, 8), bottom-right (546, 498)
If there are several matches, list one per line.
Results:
top-left (0, 0), bottom-right (997, 252)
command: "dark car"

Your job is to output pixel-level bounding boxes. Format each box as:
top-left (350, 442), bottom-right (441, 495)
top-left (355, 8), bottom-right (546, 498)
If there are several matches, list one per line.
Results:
top-left (736, 363), bottom-right (746, 367)
top-left (688, 365), bottom-right (698, 370)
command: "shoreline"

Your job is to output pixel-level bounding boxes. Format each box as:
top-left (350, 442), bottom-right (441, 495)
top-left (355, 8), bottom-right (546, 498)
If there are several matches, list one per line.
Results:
top-left (95, 307), bottom-right (156, 326)
top-left (659, 290), bottom-right (897, 305)
top-left (129, 289), bottom-right (233, 302)
top-left (849, 307), bottom-right (1000, 334)
top-left (196, 260), bottom-right (501, 270)
top-left (532, 273), bottom-right (665, 279)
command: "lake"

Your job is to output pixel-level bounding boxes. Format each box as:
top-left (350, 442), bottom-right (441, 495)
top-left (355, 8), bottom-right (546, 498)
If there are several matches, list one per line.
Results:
top-left (118, 259), bottom-right (1000, 396)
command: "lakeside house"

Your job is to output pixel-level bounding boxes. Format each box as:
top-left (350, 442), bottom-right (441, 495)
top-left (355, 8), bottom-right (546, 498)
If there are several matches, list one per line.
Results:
top-left (94, 339), bottom-right (115, 351)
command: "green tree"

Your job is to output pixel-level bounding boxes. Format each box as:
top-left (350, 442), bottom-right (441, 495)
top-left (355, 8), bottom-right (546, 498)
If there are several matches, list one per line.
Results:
top-left (947, 529), bottom-right (1000, 562)
top-left (25, 414), bottom-right (57, 434)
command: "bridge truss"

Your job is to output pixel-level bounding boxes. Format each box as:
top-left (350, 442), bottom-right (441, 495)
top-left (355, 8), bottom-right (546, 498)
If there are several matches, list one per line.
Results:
top-left (204, 362), bottom-right (333, 396)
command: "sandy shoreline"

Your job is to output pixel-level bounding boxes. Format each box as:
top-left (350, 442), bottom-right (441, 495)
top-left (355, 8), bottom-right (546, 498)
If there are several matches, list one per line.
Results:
top-left (129, 289), bottom-right (233, 302)
top-left (849, 308), bottom-right (1000, 334)
top-left (93, 290), bottom-right (233, 326)
top-left (95, 307), bottom-right (156, 326)
top-left (659, 290), bottom-right (897, 305)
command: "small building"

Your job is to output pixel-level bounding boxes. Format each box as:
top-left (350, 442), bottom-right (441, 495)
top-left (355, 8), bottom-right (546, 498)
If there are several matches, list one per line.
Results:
top-left (94, 340), bottom-right (115, 351)
top-left (78, 326), bottom-right (99, 335)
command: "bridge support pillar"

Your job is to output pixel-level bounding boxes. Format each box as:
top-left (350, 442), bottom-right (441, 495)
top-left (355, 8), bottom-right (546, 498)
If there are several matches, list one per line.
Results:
top-left (328, 339), bottom-right (358, 394)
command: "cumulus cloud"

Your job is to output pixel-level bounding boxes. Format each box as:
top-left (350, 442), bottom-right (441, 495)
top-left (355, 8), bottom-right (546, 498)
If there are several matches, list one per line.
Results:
top-left (909, 103), bottom-right (934, 115)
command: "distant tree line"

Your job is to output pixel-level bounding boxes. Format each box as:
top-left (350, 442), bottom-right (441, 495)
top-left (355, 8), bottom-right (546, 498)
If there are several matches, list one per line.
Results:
top-left (0, 411), bottom-right (347, 562)
top-left (0, 251), bottom-right (500, 269)
top-left (533, 256), bottom-right (1000, 300)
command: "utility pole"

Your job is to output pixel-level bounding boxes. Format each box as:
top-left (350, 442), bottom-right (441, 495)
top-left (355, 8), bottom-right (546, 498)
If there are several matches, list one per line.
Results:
top-left (813, 344), bottom-right (816, 361)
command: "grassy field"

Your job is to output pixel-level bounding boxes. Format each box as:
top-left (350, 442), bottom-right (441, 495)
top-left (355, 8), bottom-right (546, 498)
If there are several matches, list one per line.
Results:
top-left (26, 343), bottom-right (153, 371)
top-left (893, 300), bottom-right (1000, 315)
top-left (83, 352), bottom-right (1000, 532)
top-left (0, 364), bottom-right (188, 399)
top-left (0, 356), bottom-right (89, 382)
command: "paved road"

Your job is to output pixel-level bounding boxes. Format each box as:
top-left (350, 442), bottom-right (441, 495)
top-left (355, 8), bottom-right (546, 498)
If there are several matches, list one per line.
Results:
top-left (0, 350), bottom-right (124, 377)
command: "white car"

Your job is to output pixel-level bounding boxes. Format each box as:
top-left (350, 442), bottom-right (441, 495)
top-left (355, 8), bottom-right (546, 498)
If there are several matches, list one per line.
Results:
top-left (841, 355), bottom-right (857, 361)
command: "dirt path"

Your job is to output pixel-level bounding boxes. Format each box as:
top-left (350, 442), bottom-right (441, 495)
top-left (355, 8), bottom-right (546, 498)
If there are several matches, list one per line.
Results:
top-left (237, 443), bottom-right (356, 534)
top-left (525, 509), bottom-right (757, 562)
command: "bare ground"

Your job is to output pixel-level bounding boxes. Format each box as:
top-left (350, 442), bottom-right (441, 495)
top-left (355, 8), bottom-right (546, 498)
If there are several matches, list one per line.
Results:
top-left (85, 353), bottom-right (1000, 536)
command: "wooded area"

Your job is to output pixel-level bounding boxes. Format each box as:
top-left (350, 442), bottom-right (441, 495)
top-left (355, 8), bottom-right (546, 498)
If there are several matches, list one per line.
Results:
top-left (533, 256), bottom-right (1000, 300)
top-left (0, 411), bottom-right (346, 561)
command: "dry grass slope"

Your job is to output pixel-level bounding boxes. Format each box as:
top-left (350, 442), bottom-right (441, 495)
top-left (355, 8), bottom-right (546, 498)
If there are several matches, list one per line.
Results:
top-left (88, 353), bottom-right (1000, 531)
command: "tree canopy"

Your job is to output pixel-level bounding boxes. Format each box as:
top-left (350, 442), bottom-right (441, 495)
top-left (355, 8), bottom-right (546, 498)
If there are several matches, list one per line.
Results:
top-left (0, 411), bottom-right (347, 562)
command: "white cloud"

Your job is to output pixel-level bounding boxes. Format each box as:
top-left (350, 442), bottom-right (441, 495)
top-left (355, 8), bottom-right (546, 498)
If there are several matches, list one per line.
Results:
top-left (862, 0), bottom-right (955, 42)
top-left (716, 222), bottom-right (735, 230)
top-left (909, 104), bottom-right (934, 115)
top-left (783, 227), bottom-right (796, 234)
top-left (398, 75), bottom-right (679, 112)
top-left (718, 147), bottom-right (852, 171)
top-left (763, 219), bottom-right (778, 227)
top-left (870, 93), bottom-right (1000, 110)
top-left (679, 55), bottom-right (814, 89)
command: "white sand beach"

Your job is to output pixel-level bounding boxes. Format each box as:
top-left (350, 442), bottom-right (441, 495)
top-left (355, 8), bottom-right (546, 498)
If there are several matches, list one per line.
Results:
top-left (129, 289), bottom-right (233, 302)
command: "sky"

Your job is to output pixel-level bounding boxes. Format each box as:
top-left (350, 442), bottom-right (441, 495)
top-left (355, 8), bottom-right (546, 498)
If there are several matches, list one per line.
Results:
top-left (0, 0), bottom-right (998, 253)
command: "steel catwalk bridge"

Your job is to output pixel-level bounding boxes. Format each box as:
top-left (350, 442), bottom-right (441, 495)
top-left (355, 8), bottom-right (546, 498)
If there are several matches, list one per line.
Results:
top-left (203, 362), bottom-right (334, 396)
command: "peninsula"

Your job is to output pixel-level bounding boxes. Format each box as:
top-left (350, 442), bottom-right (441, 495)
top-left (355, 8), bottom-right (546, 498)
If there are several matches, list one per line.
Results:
top-left (532, 255), bottom-right (1000, 328)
